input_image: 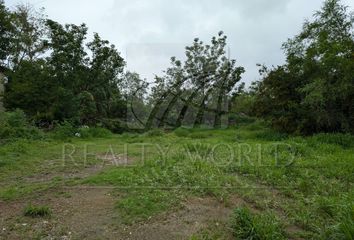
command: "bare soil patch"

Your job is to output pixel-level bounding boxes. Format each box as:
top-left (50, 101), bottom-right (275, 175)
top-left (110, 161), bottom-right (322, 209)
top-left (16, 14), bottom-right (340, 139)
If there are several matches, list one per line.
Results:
top-left (115, 195), bottom-right (246, 240)
top-left (0, 190), bottom-right (245, 239)
top-left (0, 188), bottom-right (303, 239)
top-left (0, 187), bottom-right (118, 239)
top-left (23, 153), bottom-right (135, 184)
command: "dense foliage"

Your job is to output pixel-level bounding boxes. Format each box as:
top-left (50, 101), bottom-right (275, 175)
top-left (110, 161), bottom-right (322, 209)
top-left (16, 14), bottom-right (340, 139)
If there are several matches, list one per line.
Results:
top-left (147, 32), bottom-right (244, 129)
top-left (0, 0), bottom-right (12, 62)
top-left (0, 109), bottom-right (43, 141)
top-left (251, 0), bottom-right (354, 134)
top-left (0, 2), bottom-right (127, 131)
top-left (0, 0), bottom-right (353, 135)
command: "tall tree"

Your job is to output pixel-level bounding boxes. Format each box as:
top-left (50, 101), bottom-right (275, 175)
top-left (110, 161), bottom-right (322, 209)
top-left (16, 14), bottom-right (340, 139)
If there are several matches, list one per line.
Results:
top-left (0, 0), bottom-right (12, 64)
top-left (147, 32), bottom-right (244, 129)
top-left (253, 0), bottom-right (354, 134)
top-left (86, 33), bottom-right (125, 122)
top-left (4, 59), bottom-right (56, 123)
top-left (183, 32), bottom-right (244, 128)
top-left (123, 71), bottom-right (149, 127)
top-left (2, 2), bottom-right (127, 129)
top-left (46, 20), bottom-right (89, 122)
top-left (7, 4), bottom-right (48, 69)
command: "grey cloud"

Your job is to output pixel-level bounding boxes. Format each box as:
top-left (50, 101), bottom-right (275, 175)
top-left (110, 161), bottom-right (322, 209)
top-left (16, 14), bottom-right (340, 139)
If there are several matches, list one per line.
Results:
top-left (5, 0), bottom-right (354, 85)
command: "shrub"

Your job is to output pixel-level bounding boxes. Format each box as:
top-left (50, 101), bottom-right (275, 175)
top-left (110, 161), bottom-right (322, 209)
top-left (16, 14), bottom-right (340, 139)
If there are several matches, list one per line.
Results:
top-left (3, 109), bottom-right (28, 128)
top-left (52, 121), bottom-right (75, 140)
top-left (229, 114), bottom-right (256, 125)
top-left (78, 126), bottom-right (112, 138)
top-left (24, 205), bottom-right (51, 218)
top-left (174, 127), bottom-right (190, 137)
top-left (244, 121), bottom-right (267, 131)
top-left (253, 129), bottom-right (288, 141)
top-left (230, 207), bottom-right (286, 240)
top-left (189, 131), bottom-right (211, 139)
top-left (121, 132), bottom-right (139, 138)
top-left (100, 118), bottom-right (127, 134)
top-left (145, 128), bottom-right (164, 137)
top-left (0, 110), bottom-right (43, 141)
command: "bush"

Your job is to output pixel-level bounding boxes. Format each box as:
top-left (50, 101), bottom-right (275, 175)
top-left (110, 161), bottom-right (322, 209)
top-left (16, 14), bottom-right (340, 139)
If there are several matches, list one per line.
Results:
top-left (24, 205), bottom-right (51, 218)
top-left (244, 121), bottom-right (267, 131)
top-left (0, 110), bottom-right (43, 141)
top-left (230, 207), bottom-right (286, 240)
top-left (253, 129), bottom-right (288, 141)
top-left (100, 118), bottom-right (127, 134)
top-left (52, 121), bottom-right (75, 140)
top-left (229, 114), bottom-right (256, 125)
top-left (3, 109), bottom-right (28, 128)
top-left (310, 133), bottom-right (354, 148)
top-left (145, 128), bottom-right (164, 137)
top-left (174, 127), bottom-right (190, 137)
top-left (189, 131), bottom-right (211, 139)
top-left (78, 126), bottom-right (112, 138)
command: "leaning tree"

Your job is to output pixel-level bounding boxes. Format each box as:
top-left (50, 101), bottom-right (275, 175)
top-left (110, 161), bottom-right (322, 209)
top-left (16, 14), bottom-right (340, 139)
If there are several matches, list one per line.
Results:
top-left (145, 32), bottom-right (244, 129)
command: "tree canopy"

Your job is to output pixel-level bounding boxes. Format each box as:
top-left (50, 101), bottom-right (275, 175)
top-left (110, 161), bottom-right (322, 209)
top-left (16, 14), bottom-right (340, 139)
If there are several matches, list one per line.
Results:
top-left (146, 32), bottom-right (244, 129)
top-left (252, 0), bottom-right (354, 134)
top-left (0, 0), bottom-right (353, 135)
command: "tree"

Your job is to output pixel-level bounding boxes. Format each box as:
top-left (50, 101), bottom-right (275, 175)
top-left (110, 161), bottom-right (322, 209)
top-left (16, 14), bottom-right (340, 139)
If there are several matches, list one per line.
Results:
top-left (86, 33), bottom-right (126, 122)
top-left (0, 0), bottom-right (12, 64)
top-left (46, 20), bottom-right (89, 122)
top-left (253, 0), bottom-right (354, 134)
top-left (6, 4), bottom-right (48, 69)
top-left (122, 71), bottom-right (149, 128)
top-left (2, 4), bottom-right (54, 124)
top-left (146, 32), bottom-right (244, 129)
top-left (2, 2), bottom-right (127, 129)
top-left (4, 60), bottom-right (56, 123)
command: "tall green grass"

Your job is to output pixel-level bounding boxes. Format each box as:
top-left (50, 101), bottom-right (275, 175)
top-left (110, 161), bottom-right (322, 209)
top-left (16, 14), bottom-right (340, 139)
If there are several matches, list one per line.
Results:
top-left (230, 207), bottom-right (286, 240)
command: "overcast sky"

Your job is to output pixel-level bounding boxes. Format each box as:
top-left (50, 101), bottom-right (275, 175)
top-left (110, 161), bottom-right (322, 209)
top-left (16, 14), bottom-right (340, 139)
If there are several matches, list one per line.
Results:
top-left (5, 0), bottom-right (354, 86)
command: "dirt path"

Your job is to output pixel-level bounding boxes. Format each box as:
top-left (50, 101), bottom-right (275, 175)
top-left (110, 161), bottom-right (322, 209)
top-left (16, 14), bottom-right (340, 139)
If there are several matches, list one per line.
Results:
top-left (0, 153), bottom-right (305, 239)
top-left (1, 189), bottom-right (242, 239)
top-left (0, 187), bottom-right (118, 239)
top-left (116, 196), bottom-right (245, 240)
top-left (1, 184), bottom-right (305, 239)
top-left (23, 153), bottom-right (135, 184)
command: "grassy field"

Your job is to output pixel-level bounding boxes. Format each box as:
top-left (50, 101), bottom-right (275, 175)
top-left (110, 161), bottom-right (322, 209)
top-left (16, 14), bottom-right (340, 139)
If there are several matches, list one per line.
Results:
top-left (0, 122), bottom-right (353, 239)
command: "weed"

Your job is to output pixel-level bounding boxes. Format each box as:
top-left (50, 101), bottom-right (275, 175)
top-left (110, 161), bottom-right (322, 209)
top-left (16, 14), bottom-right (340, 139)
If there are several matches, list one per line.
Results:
top-left (310, 133), bottom-right (354, 148)
top-left (230, 207), bottom-right (286, 240)
top-left (322, 204), bottom-right (354, 240)
top-left (189, 221), bottom-right (230, 240)
top-left (184, 142), bottom-right (212, 159)
top-left (253, 129), bottom-right (288, 141)
top-left (24, 205), bottom-right (51, 218)
top-left (315, 197), bottom-right (336, 218)
top-left (116, 190), bottom-right (180, 224)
